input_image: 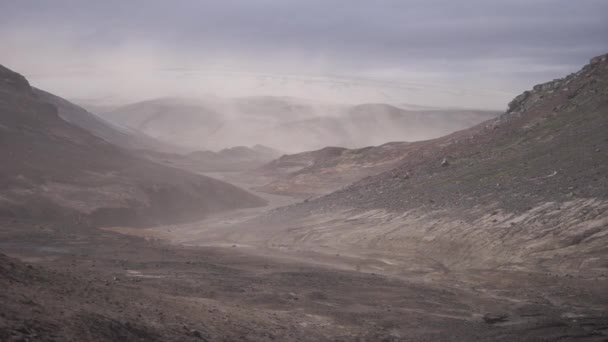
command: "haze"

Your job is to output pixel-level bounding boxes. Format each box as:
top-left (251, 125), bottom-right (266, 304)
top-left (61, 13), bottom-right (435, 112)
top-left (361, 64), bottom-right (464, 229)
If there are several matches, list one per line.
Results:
top-left (2, 0), bottom-right (607, 109)
top-left (2, 1), bottom-right (608, 340)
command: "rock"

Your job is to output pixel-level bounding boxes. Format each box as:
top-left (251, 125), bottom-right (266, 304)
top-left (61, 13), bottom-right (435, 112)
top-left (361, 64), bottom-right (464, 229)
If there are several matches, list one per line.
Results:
top-left (189, 329), bottom-right (203, 339)
top-left (483, 313), bottom-right (508, 324)
top-left (590, 55), bottom-right (608, 64)
top-left (507, 90), bottom-right (531, 113)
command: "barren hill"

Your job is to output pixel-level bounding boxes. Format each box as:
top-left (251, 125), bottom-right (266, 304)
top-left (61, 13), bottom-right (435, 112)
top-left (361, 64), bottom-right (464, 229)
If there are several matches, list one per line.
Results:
top-left (252, 54), bottom-right (608, 275)
top-left (252, 106), bottom-right (498, 197)
top-left (0, 64), bottom-right (266, 227)
top-left (255, 143), bottom-right (412, 197)
top-left (101, 96), bottom-right (323, 151)
top-left (34, 89), bottom-right (177, 152)
top-left (273, 104), bottom-right (498, 150)
top-left (100, 96), bottom-right (497, 152)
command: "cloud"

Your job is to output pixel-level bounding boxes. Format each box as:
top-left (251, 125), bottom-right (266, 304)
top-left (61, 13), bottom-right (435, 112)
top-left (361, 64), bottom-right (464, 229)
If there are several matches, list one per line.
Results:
top-left (1, 0), bottom-right (606, 108)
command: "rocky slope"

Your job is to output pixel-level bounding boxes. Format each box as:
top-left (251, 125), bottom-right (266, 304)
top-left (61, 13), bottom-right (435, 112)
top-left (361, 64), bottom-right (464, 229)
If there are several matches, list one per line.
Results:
top-left (34, 89), bottom-right (178, 153)
top-left (0, 64), bottom-right (266, 227)
top-left (253, 107), bottom-right (497, 197)
top-left (251, 54), bottom-right (608, 275)
top-left (255, 142), bottom-right (413, 197)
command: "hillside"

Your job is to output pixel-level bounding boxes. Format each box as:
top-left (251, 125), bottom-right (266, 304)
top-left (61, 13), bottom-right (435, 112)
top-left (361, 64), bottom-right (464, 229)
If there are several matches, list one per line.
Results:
top-left (249, 54), bottom-right (608, 275)
top-left (34, 89), bottom-right (177, 152)
top-left (0, 64), bottom-right (266, 227)
top-left (100, 97), bottom-right (225, 150)
top-left (255, 143), bottom-right (412, 197)
top-left (254, 106), bottom-right (496, 197)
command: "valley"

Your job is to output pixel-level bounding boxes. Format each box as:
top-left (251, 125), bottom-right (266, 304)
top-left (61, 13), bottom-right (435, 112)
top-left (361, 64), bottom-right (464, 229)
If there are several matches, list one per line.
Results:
top-left (1, 52), bottom-right (607, 341)
top-left (3, 172), bottom-right (607, 342)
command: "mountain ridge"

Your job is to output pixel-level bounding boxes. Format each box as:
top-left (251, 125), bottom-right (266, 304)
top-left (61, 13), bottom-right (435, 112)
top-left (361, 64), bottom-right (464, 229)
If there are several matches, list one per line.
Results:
top-left (99, 96), bottom-right (498, 152)
top-left (0, 64), bottom-right (266, 227)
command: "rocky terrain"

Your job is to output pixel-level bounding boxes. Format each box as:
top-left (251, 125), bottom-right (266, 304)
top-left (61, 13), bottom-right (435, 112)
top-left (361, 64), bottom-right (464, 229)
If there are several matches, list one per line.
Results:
top-left (255, 142), bottom-right (412, 197)
top-left (1, 54), bottom-right (607, 342)
top-left (250, 107), bottom-right (497, 197)
top-left (0, 64), bottom-right (266, 227)
top-left (3, 211), bottom-right (608, 342)
top-left (245, 54), bottom-right (608, 275)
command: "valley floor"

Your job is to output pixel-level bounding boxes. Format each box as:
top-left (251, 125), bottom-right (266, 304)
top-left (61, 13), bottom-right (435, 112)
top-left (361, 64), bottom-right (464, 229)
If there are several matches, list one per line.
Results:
top-left (2, 172), bottom-right (604, 341)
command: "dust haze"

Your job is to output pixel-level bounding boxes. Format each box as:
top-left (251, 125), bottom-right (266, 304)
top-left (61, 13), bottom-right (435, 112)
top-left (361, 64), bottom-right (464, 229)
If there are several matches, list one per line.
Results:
top-left (1, 1), bottom-right (608, 341)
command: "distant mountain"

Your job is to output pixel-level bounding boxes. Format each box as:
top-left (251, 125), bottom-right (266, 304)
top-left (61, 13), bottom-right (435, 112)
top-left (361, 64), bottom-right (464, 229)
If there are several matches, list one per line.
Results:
top-left (101, 96), bottom-right (497, 152)
top-left (100, 96), bottom-right (332, 151)
top-left (191, 144), bottom-right (281, 163)
top-left (100, 97), bottom-right (225, 150)
top-left (142, 145), bottom-right (283, 173)
top-left (249, 54), bottom-right (608, 274)
top-left (252, 106), bottom-right (498, 197)
top-left (271, 104), bottom-right (499, 150)
top-left (0, 64), bottom-right (266, 226)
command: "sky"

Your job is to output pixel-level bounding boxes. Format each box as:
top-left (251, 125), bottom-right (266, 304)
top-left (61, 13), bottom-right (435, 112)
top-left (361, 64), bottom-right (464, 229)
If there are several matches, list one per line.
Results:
top-left (1, 0), bottom-right (607, 109)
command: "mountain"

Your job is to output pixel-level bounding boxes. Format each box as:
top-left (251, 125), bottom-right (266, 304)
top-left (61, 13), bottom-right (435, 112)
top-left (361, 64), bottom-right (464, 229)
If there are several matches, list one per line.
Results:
top-left (253, 106), bottom-right (497, 197)
top-left (247, 54), bottom-right (608, 275)
top-left (0, 64), bottom-right (266, 226)
top-left (100, 96), bottom-right (497, 152)
top-left (99, 96), bottom-right (326, 151)
top-left (34, 89), bottom-right (178, 152)
top-left (271, 104), bottom-right (499, 150)
top-left (99, 97), bottom-right (225, 150)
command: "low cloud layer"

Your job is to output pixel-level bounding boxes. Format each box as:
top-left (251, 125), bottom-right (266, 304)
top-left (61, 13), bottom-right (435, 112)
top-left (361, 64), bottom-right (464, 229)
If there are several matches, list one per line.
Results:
top-left (1, 0), bottom-right (606, 109)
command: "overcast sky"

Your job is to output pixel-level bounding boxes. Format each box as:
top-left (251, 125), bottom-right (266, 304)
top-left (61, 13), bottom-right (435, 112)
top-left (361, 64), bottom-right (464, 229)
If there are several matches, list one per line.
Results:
top-left (1, 0), bottom-right (607, 109)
